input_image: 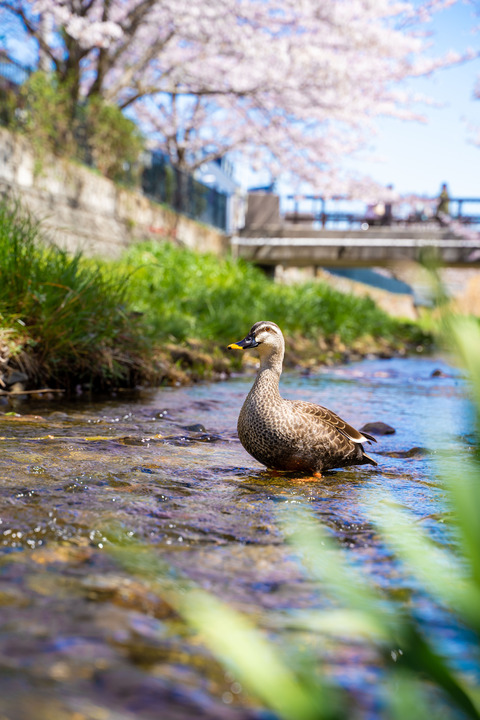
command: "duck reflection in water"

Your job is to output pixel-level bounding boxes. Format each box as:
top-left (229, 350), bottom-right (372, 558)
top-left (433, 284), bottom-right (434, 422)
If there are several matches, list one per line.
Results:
top-left (228, 321), bottom-right (378, 477)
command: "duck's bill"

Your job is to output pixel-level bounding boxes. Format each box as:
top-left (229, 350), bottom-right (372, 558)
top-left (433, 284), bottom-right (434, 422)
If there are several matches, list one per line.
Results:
top-left (227, 335), bottom-right (259, 350)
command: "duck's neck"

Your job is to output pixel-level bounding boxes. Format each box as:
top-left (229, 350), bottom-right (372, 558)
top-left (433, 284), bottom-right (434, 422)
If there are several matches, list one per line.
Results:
top-left (250, 351), bottom-right (283, 399)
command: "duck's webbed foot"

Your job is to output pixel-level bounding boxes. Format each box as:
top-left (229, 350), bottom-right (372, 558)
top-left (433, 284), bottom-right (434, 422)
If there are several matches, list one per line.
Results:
top-left (293, 471), bottom-right (323, 482)
top-left (264, 467), bottom-right (323, 482)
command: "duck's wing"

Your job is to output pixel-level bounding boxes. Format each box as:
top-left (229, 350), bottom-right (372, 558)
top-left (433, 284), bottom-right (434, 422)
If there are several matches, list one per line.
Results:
top-left (291, 401), bottom-right (377, 444)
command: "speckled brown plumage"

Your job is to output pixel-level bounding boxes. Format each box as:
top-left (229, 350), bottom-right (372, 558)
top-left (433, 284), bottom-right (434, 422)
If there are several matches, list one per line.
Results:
top-left (228, 321), bottom-right (378, 473)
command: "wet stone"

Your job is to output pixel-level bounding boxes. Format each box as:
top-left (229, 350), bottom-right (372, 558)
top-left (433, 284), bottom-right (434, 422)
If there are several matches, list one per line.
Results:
top-left (181, 423), bottom-right (207, 433)
top-left (154, 409), bottom-right (171, 419)
top-left (81, 575), bottom-right (174, 619)
top-left (117, 436), bottom-right (151, 446)
top-left (194, 433), bottom-right (224, 443)
top-left (360, 421), bottom-right (396, 435)
top-left (385, 446), bottom-right (429, 459)
top-left (30, 545), bottom-right (95, 566)
top-left (0, 583), bottom-right (31, 607)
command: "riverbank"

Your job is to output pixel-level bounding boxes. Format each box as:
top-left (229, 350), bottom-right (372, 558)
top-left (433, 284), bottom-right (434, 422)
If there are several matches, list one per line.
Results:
top-left (0, 199), bottom-right (432, 397)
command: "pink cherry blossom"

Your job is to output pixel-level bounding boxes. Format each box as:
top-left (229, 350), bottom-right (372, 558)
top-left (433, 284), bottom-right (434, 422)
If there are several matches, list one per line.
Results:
top-left (0, 0), bottom-right (475, 190)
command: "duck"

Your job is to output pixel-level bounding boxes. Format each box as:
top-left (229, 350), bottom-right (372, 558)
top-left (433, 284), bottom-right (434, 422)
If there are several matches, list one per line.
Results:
top-left (227, 321), bottom-right (377, 475)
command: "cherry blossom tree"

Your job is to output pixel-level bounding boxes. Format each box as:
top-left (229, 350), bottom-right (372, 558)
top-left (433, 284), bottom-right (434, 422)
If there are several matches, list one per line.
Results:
top-left (0, 0), bottom-right (473, 193)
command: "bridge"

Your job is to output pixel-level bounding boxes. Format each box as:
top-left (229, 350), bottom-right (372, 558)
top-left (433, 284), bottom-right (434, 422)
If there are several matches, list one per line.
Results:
top-left (232, 226), bottom-right (480, 268)
top-left (232, 193), bottom-right (480, 269)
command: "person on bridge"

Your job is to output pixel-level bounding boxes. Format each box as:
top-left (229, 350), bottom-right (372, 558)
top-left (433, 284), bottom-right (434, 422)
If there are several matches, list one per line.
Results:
top-left (436, 183), bottom-right (450, 221)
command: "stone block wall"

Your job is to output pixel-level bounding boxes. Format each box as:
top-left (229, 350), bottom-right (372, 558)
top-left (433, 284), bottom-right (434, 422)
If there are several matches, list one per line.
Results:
top-left (0, 127), bottom-right (228, 258)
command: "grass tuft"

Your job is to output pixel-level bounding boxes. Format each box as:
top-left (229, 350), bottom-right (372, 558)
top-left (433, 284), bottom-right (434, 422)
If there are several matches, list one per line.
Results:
top-left (119, 240), bottom-right (426, 350)
top-left (0, 198), bottom-right (147, 390)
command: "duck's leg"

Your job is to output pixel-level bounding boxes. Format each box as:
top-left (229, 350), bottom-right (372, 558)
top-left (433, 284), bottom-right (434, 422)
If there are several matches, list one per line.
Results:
top-left (265, 468), bottom-right (288, 478)
top-left (265, 468), bottom-right (323, 481)
top-left (294, 471), bottom-right (323, 482)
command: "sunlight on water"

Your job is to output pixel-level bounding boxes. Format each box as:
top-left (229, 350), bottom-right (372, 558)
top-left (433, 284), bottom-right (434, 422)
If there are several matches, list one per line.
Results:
top-left (0, 356), bottom-right (473, 719)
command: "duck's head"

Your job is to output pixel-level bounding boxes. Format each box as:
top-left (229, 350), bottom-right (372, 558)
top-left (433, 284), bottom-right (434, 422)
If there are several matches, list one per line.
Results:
top-left (228, 321), bottom-right (285, 365)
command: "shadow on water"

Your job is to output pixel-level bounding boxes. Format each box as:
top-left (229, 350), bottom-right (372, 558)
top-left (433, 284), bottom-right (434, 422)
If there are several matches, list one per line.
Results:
top-left (0, 356), bottom-right (474, 719)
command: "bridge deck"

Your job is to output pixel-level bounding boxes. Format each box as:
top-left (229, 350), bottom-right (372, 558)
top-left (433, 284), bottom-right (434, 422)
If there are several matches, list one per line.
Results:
top-left (232, 227), bottom-right (480, 268)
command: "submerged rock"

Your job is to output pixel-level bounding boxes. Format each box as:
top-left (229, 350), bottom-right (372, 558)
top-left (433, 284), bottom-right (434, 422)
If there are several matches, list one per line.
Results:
top-left (431, 368), bottom-right (448, 378)
top-left (360, 421), bottom-right (396, 436)
top-left (386, 446), bottom-right (429, 459)
top-left (182, 423), bottom-right (207, 433)
top-left (81, 574), bottom-right (174, 619)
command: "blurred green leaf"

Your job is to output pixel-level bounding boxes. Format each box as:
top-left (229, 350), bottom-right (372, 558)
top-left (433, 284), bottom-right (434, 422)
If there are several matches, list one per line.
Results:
top-left (373, 500), bottom-right (480, 631)
top-left (179, 590), bottom-right (333, 720)
top-left (447, 315), bottom-right (480, 417)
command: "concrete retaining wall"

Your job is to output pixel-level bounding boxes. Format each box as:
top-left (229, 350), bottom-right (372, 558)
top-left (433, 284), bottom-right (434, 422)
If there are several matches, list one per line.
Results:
top-left (0, 127), bottom-right (227, 258)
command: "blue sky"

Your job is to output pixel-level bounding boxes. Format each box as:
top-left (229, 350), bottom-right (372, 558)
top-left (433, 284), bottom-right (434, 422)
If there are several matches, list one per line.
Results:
top-left (348, 1), bottom-right (480, 199)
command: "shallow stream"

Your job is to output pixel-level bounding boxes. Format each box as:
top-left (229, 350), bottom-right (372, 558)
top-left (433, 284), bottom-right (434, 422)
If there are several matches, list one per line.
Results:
top-left (0, 356), bottom-right (474, 719)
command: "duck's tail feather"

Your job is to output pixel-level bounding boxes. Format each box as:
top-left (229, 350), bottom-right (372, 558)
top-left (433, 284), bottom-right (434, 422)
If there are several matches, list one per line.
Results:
top-left (362, 452), bottom-right (378, 466)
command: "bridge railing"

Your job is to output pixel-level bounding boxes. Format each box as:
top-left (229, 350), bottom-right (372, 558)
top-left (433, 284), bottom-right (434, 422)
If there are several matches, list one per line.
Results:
top-left (449, 198), bottom-right (480, 221)
top-left (282, 195), bottom-right (480, 229)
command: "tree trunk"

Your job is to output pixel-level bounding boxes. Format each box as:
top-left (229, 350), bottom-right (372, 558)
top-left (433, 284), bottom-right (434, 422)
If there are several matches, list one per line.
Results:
top-left (173, 166), bottom-right (188, 213)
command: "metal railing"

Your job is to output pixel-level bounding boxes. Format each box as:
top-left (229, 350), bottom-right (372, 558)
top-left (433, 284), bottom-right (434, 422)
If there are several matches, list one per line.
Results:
top-left (141, 153), bottom-right (228, 231)
top-left (283, 195), bottom-right (480, 229)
